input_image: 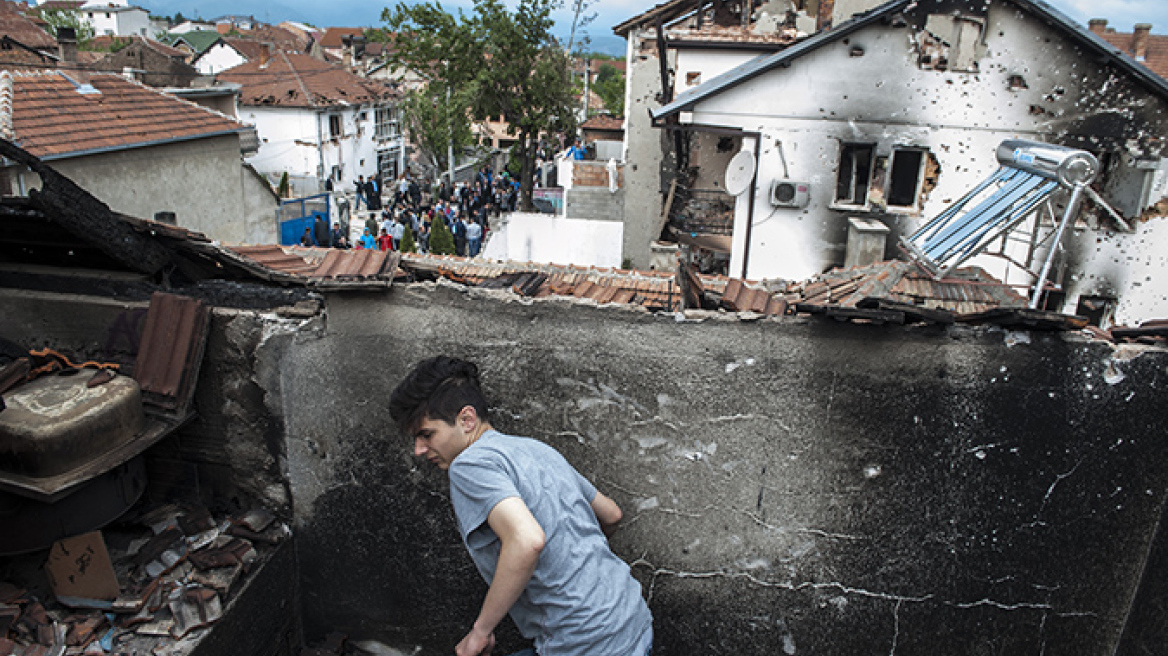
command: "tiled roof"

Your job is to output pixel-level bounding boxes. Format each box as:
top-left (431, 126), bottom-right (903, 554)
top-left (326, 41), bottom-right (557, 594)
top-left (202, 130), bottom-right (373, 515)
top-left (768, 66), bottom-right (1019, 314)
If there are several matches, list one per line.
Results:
top-left (0, 35), bottom-right (58, 69)
top-left (5, 70), bottom-right (248, 159)
top-left (666, 25), bottom-right (800, 47)
top-left (89, 35), bottom-right (187, 58)
top-left (1098, 28), bottom-right (1168, 79)
top-left (401, 254), bottom-right (688, 312)
top-left (244, 24), bottom-right (310, 51)
top-left (399, 254), bottom-right (1035, 322)
top-left (0, 0), bottom-right (56, 49)
top-left (227, 244), bottom-right (399, 286)
top-left (777, 260), bottom-right (1028, 316)
top-left (582, 114), bottom-right (623, 131)
top-left (221, 37), bottom-right (267, 60)
top-left (217, 51), bottom-right (396, 108)
top-left (319, 27), bottom-right (365, 49)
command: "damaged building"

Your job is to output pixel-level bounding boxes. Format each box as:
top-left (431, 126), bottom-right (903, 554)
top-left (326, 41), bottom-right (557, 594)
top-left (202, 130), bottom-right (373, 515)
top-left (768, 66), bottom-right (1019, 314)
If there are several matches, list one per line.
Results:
top-left (626, 0), bottom-right (1168, 327)
top-left (1, 140), bottom-right (1168, 655)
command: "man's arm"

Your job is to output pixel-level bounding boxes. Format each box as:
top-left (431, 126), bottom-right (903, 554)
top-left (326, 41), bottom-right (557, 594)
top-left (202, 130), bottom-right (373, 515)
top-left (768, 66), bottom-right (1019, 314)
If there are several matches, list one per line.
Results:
top-left (456, 496), bottom-right (546, 656)
top-left (591, 490), bottom-right (623, 538)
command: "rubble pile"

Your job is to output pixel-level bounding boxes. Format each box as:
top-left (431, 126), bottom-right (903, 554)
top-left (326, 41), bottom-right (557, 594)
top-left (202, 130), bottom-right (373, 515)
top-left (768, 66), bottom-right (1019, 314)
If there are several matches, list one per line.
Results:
top-left (0, 505), bottom-right (288, 656)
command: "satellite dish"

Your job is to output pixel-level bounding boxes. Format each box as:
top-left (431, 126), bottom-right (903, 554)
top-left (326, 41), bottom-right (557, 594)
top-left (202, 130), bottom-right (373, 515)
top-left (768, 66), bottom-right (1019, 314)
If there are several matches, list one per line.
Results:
top-left (724, 150), bottom-right (756, 196)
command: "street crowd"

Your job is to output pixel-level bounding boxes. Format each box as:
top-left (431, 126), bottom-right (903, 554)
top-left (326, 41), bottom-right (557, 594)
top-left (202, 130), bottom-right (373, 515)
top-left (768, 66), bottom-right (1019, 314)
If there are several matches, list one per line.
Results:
top-left (303, 166), bottom-right (519, 258)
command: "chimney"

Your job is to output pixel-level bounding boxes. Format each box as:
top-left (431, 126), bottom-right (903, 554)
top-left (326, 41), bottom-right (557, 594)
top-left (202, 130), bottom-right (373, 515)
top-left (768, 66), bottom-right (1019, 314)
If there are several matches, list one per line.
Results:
top-left (341, 35), bottom-right (352, 69)
top-left (1088, 18), bottom-right (1108, 35)
top-left (1132, 23), bottom-right (1152, 61)
top-left (259, 42), bottom-right (271, 67)
top-left (57, 26), bottom-right (77, 64)
top-left (352, 35), bottom-right (366, 65)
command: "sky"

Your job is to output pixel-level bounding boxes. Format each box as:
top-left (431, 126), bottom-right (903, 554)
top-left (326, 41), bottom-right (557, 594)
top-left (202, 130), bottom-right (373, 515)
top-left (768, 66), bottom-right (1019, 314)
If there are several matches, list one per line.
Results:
top-left (137, 0), bottom-right (1168, 56)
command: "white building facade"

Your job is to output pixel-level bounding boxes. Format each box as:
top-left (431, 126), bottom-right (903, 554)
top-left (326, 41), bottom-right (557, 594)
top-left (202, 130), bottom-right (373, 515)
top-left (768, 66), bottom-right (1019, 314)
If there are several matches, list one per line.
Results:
top-left (80, 1), bottom-right (151, 37)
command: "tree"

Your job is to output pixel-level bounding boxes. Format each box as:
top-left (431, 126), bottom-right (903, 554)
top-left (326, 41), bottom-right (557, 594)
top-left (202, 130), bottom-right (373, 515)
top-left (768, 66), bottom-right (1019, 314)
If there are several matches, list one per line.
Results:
top-left (174, 11), bottom-right (185, 25)
top-left (383, 0), bottom-right (578, 211)
top-left (400, 224), bottom-right (417, 253)
top-left (429, 216), bottom-right (455, 255)
top-left (34, 7), bottom-right (94, 44)
top-left (593, 63), bottom-right (625, 117)
top-left (398, 86), bottom-right (477, 177)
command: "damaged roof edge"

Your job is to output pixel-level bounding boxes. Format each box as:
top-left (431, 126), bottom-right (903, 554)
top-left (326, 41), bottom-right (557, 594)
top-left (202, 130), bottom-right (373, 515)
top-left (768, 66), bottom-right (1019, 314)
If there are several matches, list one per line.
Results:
top-left (651, 0), bottom-right (1168, 121)
top-left (651, 0), bottom-right (910, 120)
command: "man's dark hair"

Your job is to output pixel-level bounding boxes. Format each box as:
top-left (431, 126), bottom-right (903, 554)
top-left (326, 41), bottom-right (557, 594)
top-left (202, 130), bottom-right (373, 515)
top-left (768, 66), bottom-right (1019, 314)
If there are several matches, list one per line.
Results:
top-left (388, 356), bottom-right (489, 435)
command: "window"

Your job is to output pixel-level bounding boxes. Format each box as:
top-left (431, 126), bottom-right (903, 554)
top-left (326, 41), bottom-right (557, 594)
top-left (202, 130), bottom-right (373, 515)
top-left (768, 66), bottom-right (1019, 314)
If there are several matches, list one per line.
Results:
top-left (917, 15), bottom-right (984, 72)
top-left (886, 149), bottom-right (925, 207)
top-left (328, 115), bottom-right (342, 139)
top-left (375, 106), bottom-right (400, 140)
top-left (835, 143), bottom-right (874, 206)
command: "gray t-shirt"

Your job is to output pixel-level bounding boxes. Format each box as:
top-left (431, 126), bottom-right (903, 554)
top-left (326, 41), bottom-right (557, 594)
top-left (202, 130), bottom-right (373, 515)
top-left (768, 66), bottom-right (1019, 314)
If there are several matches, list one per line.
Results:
top-left (449, 430), bottom-right (652, 656)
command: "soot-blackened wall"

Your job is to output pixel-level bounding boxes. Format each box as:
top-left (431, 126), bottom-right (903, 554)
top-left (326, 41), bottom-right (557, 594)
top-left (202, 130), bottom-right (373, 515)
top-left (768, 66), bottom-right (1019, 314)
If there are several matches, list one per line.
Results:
top-left (266, 281), bottom-right (1168, 656)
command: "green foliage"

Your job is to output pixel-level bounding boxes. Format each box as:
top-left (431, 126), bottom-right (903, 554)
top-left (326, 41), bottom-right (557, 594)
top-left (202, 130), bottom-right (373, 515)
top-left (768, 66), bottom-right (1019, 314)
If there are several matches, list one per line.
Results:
top-left (277, 172), bottom-right (290, 198)
top-left (399, 86), bottom-right (476, 175)
top-left (174, 11), bottom-right (185, 24)
top-left (382, 0), bottom-right (578, 210)
top-left (400, 224), bottom-right (417, 253)
top-left (35, 7), bottom-right (94, 44)
top-left (593, 63), bottom-right (625, 117)
top-left (428, 216), bottom-right (455, 255)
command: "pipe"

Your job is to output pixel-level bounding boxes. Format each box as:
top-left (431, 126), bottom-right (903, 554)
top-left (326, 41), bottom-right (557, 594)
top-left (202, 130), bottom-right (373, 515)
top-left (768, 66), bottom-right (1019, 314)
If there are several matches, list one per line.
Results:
top-left (1029, 183), bottom-right (1086, 310)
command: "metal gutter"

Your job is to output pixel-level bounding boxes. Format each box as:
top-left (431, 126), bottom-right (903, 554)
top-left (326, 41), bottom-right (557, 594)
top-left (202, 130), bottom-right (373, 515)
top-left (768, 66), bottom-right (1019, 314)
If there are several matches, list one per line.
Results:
top-left (34, 128), bottom-right (251, 162)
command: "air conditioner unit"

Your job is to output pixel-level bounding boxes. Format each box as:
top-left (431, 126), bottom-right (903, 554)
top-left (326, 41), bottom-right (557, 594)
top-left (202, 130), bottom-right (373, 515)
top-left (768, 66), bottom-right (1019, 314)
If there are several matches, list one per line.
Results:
top-left (771, 180), bottom-right (810, 208)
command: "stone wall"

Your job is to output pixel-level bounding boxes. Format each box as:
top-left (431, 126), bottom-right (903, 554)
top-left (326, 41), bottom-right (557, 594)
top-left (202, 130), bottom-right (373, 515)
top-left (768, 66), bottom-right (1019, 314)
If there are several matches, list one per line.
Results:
top-left (270, 281), bottom-right (1168, 656)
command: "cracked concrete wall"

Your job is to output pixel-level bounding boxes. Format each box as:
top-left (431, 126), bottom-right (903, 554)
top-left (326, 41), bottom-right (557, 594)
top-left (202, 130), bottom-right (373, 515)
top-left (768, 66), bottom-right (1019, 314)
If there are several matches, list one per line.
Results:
top-left (621, 30), bottom-right (675, 270)
top-left (273, 281), bottom-right (1168, 656)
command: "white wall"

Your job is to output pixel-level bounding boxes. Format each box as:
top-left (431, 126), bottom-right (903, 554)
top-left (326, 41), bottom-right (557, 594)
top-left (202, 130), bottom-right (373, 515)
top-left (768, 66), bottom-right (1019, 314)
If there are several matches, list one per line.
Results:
top-left (196, 43), bottom-right (246, 75)
top-left (83, 6), bottom-right (150, 37)
top-left (681, 4), bottom-right (1168, 301)
top-left (242, 104), bottom-right (403, 196)
top-left (481, 212), bottom-right (624, 268)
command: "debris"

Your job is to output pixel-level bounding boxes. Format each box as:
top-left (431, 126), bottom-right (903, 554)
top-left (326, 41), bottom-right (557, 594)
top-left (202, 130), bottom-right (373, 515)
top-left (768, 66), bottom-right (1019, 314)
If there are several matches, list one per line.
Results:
top-left (45, 533), bottom-right (121, 607)
top-left (168, 588), bottom-right (221, 638)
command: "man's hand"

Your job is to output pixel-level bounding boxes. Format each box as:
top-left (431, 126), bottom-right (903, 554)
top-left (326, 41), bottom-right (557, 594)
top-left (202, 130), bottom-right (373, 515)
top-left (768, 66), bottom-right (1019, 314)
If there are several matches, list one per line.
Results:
top-left (455, 626), bottom-right (495, 656)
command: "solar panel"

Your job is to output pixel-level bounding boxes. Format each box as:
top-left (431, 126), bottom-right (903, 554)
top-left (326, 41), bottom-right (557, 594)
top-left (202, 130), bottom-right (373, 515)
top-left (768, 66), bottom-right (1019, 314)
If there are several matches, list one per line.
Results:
top-left (902, 166), bottom-right (1059, 278)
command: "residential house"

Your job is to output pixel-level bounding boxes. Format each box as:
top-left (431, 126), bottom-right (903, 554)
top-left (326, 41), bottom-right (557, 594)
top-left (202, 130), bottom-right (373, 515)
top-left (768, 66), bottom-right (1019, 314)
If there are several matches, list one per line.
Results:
top-left (168, 20), bottom-right (216, 34)
top-left (1089, 19), bottom-right (1168, 79)
top-left (581, 114), bottom-right (624, 160)
top-left (190, 37), bottom-right (249, 75)
top-left (160, 29), bottom-right (222, 62)
top-left (613, 0), bottom-right (805, 271)
top-left (210, 14), bottom-right (257, 33)
top-left (80, 0), bottom-right (150, 37)
top-left (91, 35), bottom-right (199, 87)
top-left (646, 0), bottom-right (1168, 325)
top-left (317, 27), bottom-right (364, 62)
top-left (1, 0), bottom-right (56, 52)
top-left (217, 50), bottom-right (403, 196)
top-left (0, 70), bottom-right (277, 244)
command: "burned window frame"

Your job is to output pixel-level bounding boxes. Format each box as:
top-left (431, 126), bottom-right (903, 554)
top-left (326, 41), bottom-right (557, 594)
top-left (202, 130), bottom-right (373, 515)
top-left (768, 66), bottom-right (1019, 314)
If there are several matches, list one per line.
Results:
top-left (833, 142), bottom-right (876, 208)
top-left (328, 114), bottom-right (343, 140)
top-left (916, 14), bottom-right (986, 73)
top-left (885, 147), bottom-right (928, 210)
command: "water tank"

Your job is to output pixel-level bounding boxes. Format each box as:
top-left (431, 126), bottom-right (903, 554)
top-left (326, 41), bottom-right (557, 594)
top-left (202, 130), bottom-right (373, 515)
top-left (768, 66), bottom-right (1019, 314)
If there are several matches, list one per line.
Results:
top-left (995, 139), bottom-right (1098, 187)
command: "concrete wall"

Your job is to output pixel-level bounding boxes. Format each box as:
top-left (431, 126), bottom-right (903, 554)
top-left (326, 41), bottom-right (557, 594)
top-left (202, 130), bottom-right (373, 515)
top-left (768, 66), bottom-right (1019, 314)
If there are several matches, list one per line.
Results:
top-left (620, 31), bottom-right (673, 270)
top-left (266, 281), bottom-right (1168, 655)
top-left (6, 282), bottom-right (1168, 656)
top-left (479, 211), bottom-right (623, 267)
top-left (46, 135), bottom-right (278, 245)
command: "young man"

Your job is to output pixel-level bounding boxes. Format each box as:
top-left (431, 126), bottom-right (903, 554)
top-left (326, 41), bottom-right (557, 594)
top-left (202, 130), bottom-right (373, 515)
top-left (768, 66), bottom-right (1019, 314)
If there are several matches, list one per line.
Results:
top-left (389, 357), bottom-right (652, 656)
